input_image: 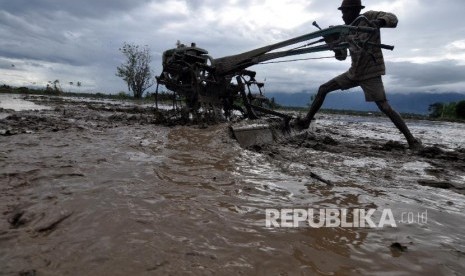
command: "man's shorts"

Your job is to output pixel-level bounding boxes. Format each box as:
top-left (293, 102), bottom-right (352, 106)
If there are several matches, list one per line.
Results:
top-left (333, 73), bottom-right (386, 102)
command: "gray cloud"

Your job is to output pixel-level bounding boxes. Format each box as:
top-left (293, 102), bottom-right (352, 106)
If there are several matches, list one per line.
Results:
top-left (0, 0), bottom-right (464, 95)
top-left (0, 0), bottom-right (149, 18)
top-left (387, 60), bottom-right (465, 92)
top-left (0, 59), bottom-right (18, 70)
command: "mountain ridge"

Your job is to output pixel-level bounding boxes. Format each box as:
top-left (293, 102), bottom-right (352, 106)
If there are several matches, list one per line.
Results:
top-left (266, 91), bottom-right (465, 115)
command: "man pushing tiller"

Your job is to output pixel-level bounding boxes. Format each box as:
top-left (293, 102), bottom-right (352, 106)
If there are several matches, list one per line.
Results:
top-left (294, 0), bottom-right (422, 150)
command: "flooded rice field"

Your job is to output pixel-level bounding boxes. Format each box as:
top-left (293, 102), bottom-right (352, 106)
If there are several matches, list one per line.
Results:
top-left (1, 94), bottom-right (465, 275)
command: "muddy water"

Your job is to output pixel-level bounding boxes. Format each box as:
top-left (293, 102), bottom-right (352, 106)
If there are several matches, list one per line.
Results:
top-left (1, 98), bottom-right (465, 275)
top-left (0, 94), bottom-right (51, 119)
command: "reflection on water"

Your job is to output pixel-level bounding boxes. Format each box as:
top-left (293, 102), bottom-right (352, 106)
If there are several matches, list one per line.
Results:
top-left (0, 93), bottom-right (51, 111)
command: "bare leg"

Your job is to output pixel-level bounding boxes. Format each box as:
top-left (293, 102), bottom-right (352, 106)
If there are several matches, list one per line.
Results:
top-left (297, 79), bottom-right (341, 129)
top-left (375, 100), bottom-right (422, 148)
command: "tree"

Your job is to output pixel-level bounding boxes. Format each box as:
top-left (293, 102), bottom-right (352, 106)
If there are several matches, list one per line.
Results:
top-left (47, 79), bottom-right (63, 94)
top-left (429, 102), bottom-right (460, 119)
top-left (428, 102), bottom-right (444, 118)
top-left (456, 100), bottom-right (465, 119)
top-left (116, 43), bottom-right (154, 99)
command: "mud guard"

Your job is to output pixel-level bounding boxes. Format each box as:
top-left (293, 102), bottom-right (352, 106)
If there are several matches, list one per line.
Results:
top-left (230, 119), bottom-right (310, 148)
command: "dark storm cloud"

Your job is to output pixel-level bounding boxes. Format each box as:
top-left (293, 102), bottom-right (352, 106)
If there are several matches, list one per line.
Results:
top-left (0, 59), bottom-right (18, 70)
top-left (388, 60), bottom-right (465, 90)
top-left (0, 0), bottom-right (464, 94)
top-left (0, 0), bottom-right (160, 63)
top-left (0, 0), bottom-right (149, 18)
top-left (0, 49), bottom-right (60, 66)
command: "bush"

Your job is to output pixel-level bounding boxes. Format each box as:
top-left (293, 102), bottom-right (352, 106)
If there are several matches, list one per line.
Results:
top-left (18, 87), bottom-right (30, 94)
top-left (428, 102), bottom-right (443, 118)
top-left (456, 100), bottom-right (465, 119)
top-left (116, 91), bottom-right (131, 100)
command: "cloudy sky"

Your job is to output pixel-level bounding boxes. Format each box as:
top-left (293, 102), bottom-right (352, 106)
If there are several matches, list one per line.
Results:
top-left (1, 0), bottom-right (465, 95)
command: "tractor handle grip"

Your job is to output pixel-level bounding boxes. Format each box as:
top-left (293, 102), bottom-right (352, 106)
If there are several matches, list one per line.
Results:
top-left (353, 26), bottom-right (377, 33)
top-left (367, 42), bottom-right (395, 50)
top-left (379, 43), bottom-right (395, 51)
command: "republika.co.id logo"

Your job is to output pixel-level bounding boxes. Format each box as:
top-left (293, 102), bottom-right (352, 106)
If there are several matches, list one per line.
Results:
top-left (265, 208), bottom-right (428, 228)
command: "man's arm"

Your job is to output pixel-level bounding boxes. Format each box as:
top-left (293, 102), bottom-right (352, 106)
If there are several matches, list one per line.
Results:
top-left (364, 11), bottom-right (398, 28)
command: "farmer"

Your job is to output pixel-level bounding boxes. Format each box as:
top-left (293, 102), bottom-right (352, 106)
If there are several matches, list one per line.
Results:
top-left (295, 0), bottom-right (422, 149)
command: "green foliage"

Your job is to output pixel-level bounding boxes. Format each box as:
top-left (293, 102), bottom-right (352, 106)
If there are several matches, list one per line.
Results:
top-left (456, 100), bottom-right (465, 119)
top-left (116, 43), bottom-right (155, 99)
top-left (116, 91), bottom-right (131, 99)
top-left (443, 102), bottom-right (457, 118)
top-left (428, 102), bottom-right (444, 118)
top-left (18, 87), bottom-right (30, 94)
top-left (429, 101), bottom-right (465, 120)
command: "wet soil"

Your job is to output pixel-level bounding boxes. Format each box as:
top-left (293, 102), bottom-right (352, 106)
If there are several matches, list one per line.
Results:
top-left (1, 94), bottom-right (465, 275)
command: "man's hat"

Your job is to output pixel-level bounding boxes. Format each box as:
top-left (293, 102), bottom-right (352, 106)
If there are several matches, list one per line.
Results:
top-left (338, 0), bottom-right (365, 10)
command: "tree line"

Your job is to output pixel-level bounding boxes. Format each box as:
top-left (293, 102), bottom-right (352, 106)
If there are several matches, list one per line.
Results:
top-left (45, 80), bottom-right (82, 94)
top-left (429, 101), bottom-right (465, 119)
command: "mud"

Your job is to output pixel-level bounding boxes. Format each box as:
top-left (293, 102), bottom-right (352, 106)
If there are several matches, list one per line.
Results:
top-left (1, 94), bottom-right (465, 275)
